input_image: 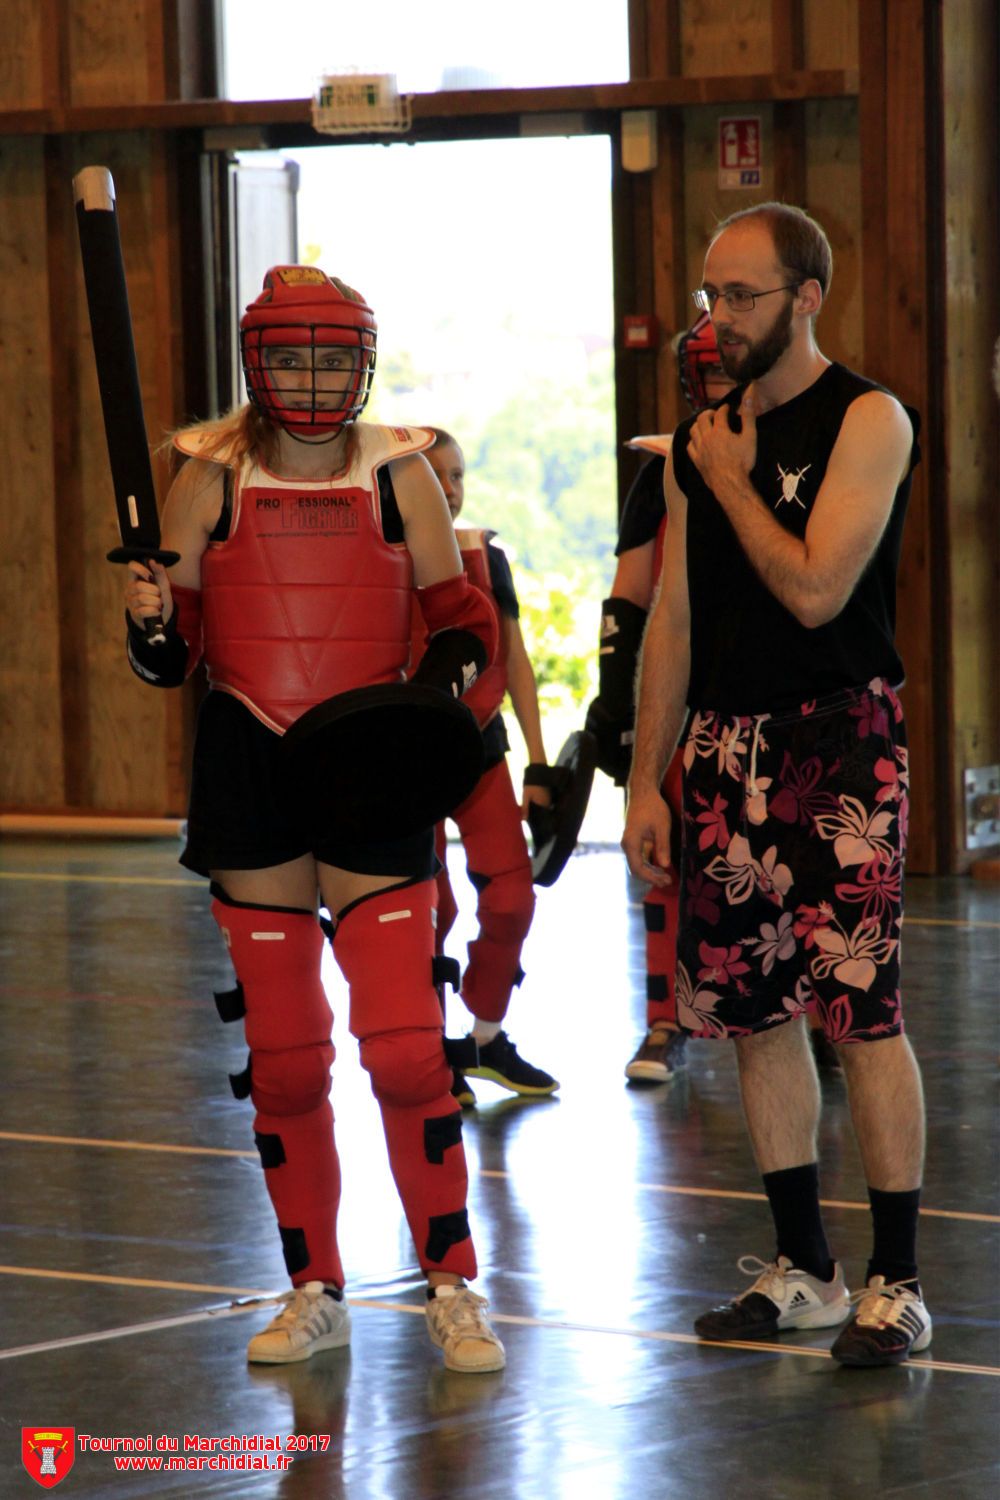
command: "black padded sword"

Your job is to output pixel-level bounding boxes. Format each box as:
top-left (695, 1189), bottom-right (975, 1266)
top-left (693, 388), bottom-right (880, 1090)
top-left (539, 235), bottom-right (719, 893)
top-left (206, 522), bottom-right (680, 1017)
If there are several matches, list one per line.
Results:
top-left (73, 165), bottom-right (179, 644)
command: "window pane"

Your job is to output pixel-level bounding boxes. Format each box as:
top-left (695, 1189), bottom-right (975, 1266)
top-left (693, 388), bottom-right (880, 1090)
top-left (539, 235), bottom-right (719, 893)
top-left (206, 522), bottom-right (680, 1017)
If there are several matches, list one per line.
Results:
top-left (222, 0), bottom-right (630, 99)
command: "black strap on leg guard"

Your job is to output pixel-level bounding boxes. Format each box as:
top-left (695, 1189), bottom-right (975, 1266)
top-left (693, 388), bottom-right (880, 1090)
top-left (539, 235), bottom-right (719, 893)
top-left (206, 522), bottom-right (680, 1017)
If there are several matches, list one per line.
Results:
top-left (643, 902), bottom-right (667, 933)
top-left (443, 1035), bottom-right (479, 1071)
top-left (254, 1131), bottom-right (287, 1169)
top-left (432, 955), bottom-right (461, 993)
top-left (279, 1225), bottom-right (309, 1278)
top-left (646, 975), bottom-right (669, 1003)
top-left (425, 1113), bottom-right (463, 1165)
top-left (229, 1057), bottom-right (253, 1099)
top-left (425, 1209), bottom-right (471, 1263)
top-left (214, 983), bottom-right (246, 1022)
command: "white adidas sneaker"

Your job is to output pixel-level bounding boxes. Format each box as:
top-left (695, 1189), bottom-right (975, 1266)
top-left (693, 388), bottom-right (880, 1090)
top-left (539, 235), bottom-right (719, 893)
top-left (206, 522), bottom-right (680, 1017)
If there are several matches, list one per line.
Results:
top-left (247, 1282), bottom-right (351, 1364)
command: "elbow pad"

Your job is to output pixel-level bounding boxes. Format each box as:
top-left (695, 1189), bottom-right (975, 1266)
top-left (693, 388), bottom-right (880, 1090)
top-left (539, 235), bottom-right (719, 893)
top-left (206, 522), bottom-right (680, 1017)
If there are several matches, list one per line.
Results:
top-left (125, 584), bottom-right (203, 689)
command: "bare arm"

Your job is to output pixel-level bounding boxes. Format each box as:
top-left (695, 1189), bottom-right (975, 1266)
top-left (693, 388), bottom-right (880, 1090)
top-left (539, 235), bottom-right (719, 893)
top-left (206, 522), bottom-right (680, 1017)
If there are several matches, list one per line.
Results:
top-left (125, 456), bottom-right (222, 625)
top-left (688, 390), bottom-right (913, 628)
top-left (611, 539), bottom-right (657, 611)
top-left (505, 616), bottom-right (546, 763)
top-left (391, 452), bottom-right (464, 586)
top-left (622, 452), bottom-right (691, 884)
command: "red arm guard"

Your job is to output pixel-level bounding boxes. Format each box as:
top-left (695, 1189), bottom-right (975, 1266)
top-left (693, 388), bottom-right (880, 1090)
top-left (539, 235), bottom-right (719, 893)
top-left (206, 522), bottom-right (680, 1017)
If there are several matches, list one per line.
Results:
top-left (415, 572), bottom-right (499, 667)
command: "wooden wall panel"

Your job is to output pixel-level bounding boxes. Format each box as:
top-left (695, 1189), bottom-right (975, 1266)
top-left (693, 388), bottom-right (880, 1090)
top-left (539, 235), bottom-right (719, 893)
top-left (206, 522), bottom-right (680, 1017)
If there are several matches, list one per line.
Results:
top-left (68, 1), bottom-right (150, 106)
top-left (803, 0), bottom-right (858, 70)
top-left (861, 0), bottom-right (940, 873)
top-left (681, 102), bottom-right (776, 294)
top-left (804, 98), bottom-right (862, 369)
top-left (942, 0), bottom-right (1000, 868)
top-left (680, 0), bottom-right (772, 76)
top-left (64, 133), bottom-right (178, 813)
top-left (0, 135), bottom-right (65, 807)
top-left (0, 1), bottom-right (46, 108)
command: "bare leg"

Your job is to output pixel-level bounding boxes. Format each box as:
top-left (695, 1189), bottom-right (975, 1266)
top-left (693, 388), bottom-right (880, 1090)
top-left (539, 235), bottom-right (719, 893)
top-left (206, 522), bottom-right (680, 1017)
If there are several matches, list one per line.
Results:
top-left (836, 1034), bottom-right (925, 1191)
top-left (735, 1016), bottom-right (820, 1173)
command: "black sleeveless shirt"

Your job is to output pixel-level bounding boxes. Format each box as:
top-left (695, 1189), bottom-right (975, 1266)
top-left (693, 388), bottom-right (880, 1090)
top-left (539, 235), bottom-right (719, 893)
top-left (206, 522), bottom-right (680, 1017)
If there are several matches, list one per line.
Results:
top-left (672, 362), bottom-right (920, 715)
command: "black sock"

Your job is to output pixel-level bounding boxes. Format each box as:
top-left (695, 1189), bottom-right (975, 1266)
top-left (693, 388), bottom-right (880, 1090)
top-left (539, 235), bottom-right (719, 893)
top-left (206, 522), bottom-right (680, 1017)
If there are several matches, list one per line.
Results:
top-left (762, 1163), bottom-right (835, 1281)
top-left (867, 1186), bottom-right (921, 1291)
top-left (323, 1285), bottom-right (344, 1302)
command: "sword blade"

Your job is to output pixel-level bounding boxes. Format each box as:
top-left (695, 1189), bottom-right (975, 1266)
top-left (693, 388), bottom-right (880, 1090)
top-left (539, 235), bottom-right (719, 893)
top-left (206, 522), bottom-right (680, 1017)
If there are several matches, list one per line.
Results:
top-left (73, 166), bottom-right (162, 555)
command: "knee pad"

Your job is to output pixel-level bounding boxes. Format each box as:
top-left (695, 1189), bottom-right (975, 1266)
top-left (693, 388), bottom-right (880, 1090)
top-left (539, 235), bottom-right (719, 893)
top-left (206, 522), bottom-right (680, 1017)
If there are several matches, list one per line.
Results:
top-left (359, 1027), bottom-right (452, 1110)
top-left (210, 886), bottom-right (334, 1112)
top-left (467, 864), bottom-right (535, 948)
top-left (333, 879), bottom-right (444, 1037)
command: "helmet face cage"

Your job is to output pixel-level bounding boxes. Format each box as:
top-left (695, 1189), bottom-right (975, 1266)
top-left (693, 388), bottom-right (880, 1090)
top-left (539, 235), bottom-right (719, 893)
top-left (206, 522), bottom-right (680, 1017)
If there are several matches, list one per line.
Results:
top-left (239, 267), bottom-right (377, 435)
top-left (241, 321), bottom-right (377, 433)
top-left (677, 310), bottom-right (726, 413)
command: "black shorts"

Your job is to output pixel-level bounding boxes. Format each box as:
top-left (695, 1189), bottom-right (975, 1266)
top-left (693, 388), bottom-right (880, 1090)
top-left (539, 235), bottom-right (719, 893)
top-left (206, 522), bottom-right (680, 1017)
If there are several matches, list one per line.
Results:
top-left (180, 690), bottom-right (436, 880)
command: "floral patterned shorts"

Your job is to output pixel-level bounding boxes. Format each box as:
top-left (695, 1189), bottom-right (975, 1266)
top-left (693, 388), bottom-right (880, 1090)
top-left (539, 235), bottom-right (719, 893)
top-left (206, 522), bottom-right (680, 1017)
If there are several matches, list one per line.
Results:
top-left (676, 679), bottom-right (908, 1043)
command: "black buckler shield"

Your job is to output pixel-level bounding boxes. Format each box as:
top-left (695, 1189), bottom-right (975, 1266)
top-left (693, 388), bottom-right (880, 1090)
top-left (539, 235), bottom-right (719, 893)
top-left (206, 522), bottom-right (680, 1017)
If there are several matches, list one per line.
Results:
top-left (526, 729), bottom-right (597, 887)
top-left (282, 682), bottom-right (485, 842)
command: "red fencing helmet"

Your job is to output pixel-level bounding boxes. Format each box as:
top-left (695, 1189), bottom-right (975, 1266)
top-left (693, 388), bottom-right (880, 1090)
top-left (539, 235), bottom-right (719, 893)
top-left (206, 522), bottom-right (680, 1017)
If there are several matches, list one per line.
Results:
top-left (677, 309), bottom-right (726, 413)
top-left (240, 266), bottom-right (377, 434)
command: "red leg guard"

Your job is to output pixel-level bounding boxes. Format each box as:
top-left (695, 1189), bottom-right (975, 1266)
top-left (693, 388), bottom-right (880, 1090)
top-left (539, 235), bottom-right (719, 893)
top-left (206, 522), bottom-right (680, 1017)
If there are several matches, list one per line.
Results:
top-left (332, 881), bottom-right (476, 1279)
top-left (433, 823), bottom-right (459, 953)
top-left (644, 883), bottom-right (679, 1027)
top-left (451, 760), bottom-right (535, 1023)
top-left (643, 750), bottom-right (684, 1029)
top-left (211, 893), bottom-right (343, 1287)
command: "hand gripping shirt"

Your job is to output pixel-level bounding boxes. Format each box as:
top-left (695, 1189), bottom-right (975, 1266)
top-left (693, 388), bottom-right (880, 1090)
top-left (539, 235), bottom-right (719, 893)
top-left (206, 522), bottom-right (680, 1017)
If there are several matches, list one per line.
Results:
top-left (181, 422), bottom-right (433, 733)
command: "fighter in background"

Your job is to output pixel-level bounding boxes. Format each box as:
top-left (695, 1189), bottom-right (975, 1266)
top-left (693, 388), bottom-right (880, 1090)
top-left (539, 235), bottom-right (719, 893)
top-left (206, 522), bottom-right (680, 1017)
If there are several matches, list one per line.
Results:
top-left (589, 315), bottom-right (842, 1085)
top-left (414, 427), bottom-right (558, 1107)
top-left (587, 314), bottom-right (734, 1084)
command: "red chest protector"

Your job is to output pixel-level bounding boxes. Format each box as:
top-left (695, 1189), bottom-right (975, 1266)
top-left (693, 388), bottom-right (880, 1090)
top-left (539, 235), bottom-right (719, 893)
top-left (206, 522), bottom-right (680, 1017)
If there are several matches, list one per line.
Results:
top-left (409, 527), bottom-right (507, 728)
top-left (193, 423), bottom-right (433, 733)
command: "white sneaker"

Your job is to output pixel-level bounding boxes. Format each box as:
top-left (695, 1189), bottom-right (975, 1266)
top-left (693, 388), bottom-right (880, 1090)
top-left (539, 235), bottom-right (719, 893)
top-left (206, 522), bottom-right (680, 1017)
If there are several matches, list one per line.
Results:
top-left (831, 1277), bottom-right (933, 1366)
top-left (247, 1282), bottom-right (351, 1364)
top-left (426, 1284), bottom-right (506, 1373)
top-left (695, 1255), bottom-right (850, 1340)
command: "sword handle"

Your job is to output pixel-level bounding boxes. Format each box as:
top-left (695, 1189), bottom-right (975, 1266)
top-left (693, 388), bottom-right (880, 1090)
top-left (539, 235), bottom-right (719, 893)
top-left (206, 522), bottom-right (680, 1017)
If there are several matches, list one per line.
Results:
top-left (113, 545), bottom-right (181, 648)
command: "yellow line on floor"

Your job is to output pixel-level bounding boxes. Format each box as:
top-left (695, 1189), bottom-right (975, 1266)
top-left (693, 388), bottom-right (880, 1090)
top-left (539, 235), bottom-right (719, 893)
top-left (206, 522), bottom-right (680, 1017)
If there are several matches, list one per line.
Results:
top-left (0, 1266), bottom-right (270, 1296)
top-left (480, 1170), bottom-right (1000, 1225)
top-left (906, 917), bottom-right (1000, 930)
top-left (0, 871), bottom-right (197, 888)
top-left (0, 1130), bottom-right (255, 1159)
top-left (2, 1134), bottom-right (995, 1225)
top-left (630, 1180), bottom-right (1000, 1226)
top-left (0, 1277), bottom-right (993, 1377)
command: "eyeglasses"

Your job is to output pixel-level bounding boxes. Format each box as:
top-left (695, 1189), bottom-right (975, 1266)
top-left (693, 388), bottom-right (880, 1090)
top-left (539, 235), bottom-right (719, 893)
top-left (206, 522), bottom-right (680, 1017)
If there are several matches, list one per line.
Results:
top-left (692, 284), bottom-right (800, 313)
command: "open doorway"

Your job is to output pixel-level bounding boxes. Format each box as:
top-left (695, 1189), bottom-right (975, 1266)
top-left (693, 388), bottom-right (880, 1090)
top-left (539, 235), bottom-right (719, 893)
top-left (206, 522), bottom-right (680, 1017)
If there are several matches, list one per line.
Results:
top-left (231, 133), bottom-right (623, 841)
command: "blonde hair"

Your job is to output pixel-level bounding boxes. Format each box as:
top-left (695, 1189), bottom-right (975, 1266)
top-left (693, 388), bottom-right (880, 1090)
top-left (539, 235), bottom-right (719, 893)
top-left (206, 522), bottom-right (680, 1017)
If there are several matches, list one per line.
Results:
top-left (169, 404), bottom-right (360, 470)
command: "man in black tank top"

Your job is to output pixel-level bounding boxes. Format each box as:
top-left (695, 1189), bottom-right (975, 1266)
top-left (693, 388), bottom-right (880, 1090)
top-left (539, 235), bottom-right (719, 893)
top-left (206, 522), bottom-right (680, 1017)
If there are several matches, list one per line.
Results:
top-left (622, 203), bottom-right (931, 1368)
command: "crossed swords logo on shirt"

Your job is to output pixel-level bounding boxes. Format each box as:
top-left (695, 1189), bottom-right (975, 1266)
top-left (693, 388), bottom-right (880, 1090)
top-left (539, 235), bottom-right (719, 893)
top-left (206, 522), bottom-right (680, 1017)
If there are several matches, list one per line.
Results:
top-left (775, 463), bottom-right (811, 509)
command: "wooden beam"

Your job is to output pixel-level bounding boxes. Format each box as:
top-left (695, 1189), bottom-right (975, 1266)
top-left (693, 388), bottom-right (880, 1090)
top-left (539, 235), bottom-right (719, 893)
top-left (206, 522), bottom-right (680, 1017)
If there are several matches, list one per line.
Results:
top-left (771, 0), bottom-right (806, 72)
top-left (0, 71), bottom-right (861, 137)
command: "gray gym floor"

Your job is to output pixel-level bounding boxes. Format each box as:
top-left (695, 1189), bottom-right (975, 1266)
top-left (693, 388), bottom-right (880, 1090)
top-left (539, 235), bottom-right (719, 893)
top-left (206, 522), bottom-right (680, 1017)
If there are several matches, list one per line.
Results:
top-left (1, 835), bottom-right (997, 1498)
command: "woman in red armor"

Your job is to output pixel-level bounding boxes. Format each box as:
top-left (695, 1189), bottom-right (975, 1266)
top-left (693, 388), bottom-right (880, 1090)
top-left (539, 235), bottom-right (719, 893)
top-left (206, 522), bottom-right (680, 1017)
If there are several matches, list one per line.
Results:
top-left (124, 266), bottom-right (505, 1373)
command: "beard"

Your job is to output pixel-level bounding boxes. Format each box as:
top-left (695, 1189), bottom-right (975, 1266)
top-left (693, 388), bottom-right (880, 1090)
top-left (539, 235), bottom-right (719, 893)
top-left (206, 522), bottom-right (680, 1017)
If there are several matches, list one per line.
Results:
top-left (718, 295), bottom-right (795, 382)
